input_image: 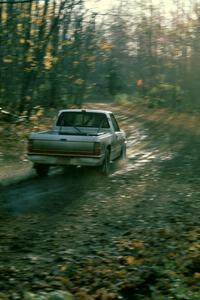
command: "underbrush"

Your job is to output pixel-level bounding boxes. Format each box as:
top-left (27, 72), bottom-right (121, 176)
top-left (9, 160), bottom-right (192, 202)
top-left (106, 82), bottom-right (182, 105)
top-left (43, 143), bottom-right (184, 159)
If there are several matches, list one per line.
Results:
top-left (0, 107), bottom-right (55, 164)
top-left (117, 102), bottom-right (200, 178)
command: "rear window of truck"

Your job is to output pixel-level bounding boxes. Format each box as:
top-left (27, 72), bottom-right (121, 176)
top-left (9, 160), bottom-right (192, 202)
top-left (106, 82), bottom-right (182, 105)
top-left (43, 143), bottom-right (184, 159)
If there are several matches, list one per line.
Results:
top-left (56, 112), bottom-right (110, 128)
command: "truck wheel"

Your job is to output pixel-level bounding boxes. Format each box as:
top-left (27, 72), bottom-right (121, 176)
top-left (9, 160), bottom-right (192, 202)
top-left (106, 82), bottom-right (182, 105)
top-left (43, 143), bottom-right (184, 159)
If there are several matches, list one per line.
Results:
top-left (101, 149), bottom-right (110, 175)
top-left (34, 164), bottom-right (49, 177)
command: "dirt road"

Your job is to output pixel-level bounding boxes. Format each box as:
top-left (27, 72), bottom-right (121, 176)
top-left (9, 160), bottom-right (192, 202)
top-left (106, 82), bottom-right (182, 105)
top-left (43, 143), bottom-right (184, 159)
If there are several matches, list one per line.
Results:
top-left (1, 106), bottom-right (200, 299)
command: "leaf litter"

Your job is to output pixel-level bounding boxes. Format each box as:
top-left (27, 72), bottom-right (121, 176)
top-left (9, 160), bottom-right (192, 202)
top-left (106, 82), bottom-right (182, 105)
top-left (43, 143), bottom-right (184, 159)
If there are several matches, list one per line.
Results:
top-left (1, 104), bottom-right (200, 299)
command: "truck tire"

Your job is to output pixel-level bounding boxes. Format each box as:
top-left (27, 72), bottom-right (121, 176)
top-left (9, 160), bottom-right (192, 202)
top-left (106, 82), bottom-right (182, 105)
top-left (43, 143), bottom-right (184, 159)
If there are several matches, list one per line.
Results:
top-left (101, 149), bottom-right (110, 175)
top-left (34, 163), bottom-right (49, 177)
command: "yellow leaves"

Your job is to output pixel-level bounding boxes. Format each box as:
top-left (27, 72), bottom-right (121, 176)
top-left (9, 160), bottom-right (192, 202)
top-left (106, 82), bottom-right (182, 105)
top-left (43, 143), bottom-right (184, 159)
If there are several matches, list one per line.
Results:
top-left (76, 54), bottom-right (96, 67)
top-left (30, 28), bottom-right (38, 36)
top-left (73, 61), bottom-right (80, 66)
top-left (118, 239), bottom-right (145, 250)
top-left (116, 239), bottom-right (145, 266)
top-left (86, 55), bottom-right (96, 63)
top-left (44, 52), bottom-right (54, 70)
top-left (33, 106), bottom-right (44, 118)
top-left (99, 42), bottom-right (113, 51)
top-left (30, 106), bottom-right (44, 123)
top-left (56, 276), bottom-right (69, 285)
top-left (19, 38), bottom-right (26, 44)
top-left (95, 288), bottom-right (116, 300)
top-left (171, 47), bottom-right (181, 57)
top-left (43, 45), bottom-right (58, 70)
top-left (17, 23), bottom-right (23, 31)
top-left (3, 56), bottom-right (13, 64)
top-left (118, 239), bottom-right (130, 248)
top-left (2, 11), bottom-right (7, 24)
top-left (189, 243), bottom-right (200, 252)
top-left (75, 289), bottom-right (93, 300)
top-left (167, 252), bottom-right (177, 258)
top-left (62, 40), bottom-right (73, 46)
top-left (60, 264), bottom-right (67, 272)
top-left (124, 256), bottom-right (136, 265)
top-left (118, 255), bottom-right (144, 266)
top-left (193, 272), bottom-right (200, 279)
top-left (187, 229), bottom-right (200, 242)
top-left (169, 271), bottom-right (178, 278)
top-left (75, 288), bottom-right (116, 300)
top-left (192, 272), bottom-right (200, 286)
top-left (74, 78), bottom-right (85, 86)
top-left (24, 59), bottom-right (37, 72)
top-left (26, 53), bottom-right (34, 63)
top-left (132, 240), bottom-right (145, 249)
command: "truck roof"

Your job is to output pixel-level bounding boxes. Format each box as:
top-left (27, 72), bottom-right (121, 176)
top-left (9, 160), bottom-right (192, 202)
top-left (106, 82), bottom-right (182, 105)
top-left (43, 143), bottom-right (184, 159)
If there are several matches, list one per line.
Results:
top-left (58, 109), bottom-right (112, 114)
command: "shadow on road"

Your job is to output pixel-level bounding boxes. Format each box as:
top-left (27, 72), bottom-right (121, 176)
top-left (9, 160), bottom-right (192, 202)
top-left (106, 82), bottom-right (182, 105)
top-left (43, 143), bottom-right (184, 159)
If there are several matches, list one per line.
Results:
top-left (0, 166), bottom-right (105, 216)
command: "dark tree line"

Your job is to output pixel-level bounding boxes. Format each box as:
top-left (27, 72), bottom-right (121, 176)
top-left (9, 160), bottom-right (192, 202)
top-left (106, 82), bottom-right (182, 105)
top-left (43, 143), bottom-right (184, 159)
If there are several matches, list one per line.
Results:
top-left (0, 0), bottom-right (99, 115)
top-left (1, 0), bottom-right (200, 116)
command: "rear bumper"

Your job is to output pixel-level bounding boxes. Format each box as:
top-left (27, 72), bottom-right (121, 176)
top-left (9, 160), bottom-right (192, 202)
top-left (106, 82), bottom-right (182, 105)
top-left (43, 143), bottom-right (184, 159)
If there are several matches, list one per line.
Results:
top-left (27, 154), bottom-right (104, 167)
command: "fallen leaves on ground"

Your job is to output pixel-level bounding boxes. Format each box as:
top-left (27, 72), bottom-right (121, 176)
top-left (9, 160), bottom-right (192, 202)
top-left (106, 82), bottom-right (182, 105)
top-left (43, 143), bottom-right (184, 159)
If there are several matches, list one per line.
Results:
top-left (1, 104), bottom-right (200, 299)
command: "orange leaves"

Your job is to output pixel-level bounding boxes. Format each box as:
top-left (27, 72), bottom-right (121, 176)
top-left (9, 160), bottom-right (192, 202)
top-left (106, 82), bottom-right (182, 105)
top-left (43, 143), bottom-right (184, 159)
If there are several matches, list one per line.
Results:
top-left (136, 79), bottom-right (143, 87)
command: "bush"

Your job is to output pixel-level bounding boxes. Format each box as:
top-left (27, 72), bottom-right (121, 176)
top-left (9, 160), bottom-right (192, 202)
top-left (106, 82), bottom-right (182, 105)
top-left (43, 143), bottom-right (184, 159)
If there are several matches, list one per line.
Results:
top-left (147, 83), bottom-right (183, 109)
top-left (114, 93), bottom-right (130, 105)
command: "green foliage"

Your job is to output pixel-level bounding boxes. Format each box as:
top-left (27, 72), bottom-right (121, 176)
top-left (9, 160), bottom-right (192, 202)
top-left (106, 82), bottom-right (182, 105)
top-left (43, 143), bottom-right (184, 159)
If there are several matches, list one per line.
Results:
top-left (114, 94), bottom-right (130, 105)
top-left (24, 291), bottom-right (74, 300)
top-left (146, 83), bottom-right (183, 109)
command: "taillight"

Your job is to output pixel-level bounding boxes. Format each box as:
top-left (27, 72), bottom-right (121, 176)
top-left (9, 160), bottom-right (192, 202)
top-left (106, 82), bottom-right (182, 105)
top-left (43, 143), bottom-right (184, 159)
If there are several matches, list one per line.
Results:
top-left (94, 142), bottom-right (101, 155)
top-left (28, 139), bottom-right (33, 152)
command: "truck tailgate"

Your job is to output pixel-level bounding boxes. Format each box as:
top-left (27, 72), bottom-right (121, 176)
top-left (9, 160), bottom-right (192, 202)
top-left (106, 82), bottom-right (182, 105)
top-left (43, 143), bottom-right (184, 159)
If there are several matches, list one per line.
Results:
top-left (28, 134), bottom-right (100, 157)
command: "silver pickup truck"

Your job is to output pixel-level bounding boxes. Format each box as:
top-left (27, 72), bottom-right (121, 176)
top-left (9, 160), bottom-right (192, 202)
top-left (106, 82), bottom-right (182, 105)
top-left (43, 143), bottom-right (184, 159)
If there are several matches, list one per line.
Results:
top-left (27, 109), bottom-right (126, 175)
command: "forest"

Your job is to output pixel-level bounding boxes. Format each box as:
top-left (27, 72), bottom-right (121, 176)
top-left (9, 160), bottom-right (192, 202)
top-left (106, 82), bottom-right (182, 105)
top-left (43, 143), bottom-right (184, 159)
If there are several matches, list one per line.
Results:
top-left (1, 0), bottom-right (200, 117)
top-left (3, 1), bottom-right (200, 299)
